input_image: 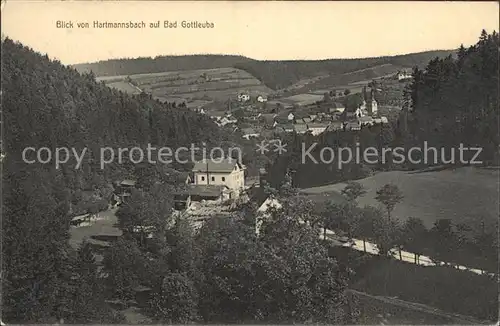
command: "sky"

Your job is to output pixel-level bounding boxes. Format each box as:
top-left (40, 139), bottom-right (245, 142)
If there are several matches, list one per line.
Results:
top-left (2, 1), bottom-right (499, 65)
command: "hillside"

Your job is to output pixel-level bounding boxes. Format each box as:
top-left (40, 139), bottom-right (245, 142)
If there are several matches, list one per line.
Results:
top-left (73, 54), bottom-right (253, 76)
top-left (301, 167), bottom-right (499, 229)
top-left (1, 38), bottom-right (227, 323)
top-left (73, 50), bottom-right (456, 90)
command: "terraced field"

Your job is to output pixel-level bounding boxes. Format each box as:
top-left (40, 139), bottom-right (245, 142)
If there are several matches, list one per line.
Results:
top-left (97, 67), bottom-right (273, 104)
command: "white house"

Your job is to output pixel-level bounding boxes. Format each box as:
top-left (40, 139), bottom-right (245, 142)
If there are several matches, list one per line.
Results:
top-left (397, 71), bottom-right (412, 81)
top-left (238, 93), bottom-right (250, 102)
top-left (287, 112), bottom-right (295, 121)
top-left (307, 123), bottom-right (329, 136)
top-left (218, 116), bottom-right (238, 127)
top-left (257, 95), bottom-right (268, 103)
top-left (192, 158), bottom-right (245, 198)
top-left (242, 128), bottom-right (260, 140)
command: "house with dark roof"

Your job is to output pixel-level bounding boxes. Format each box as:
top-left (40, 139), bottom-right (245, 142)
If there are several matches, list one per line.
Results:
top-left (345, 120), bottom-right (361, 131)
top-left (359, 116), bottom-right (375, 127)
top-left (275, 123), bottom-right (295, 133)
top-left (115, 179), bottom-right (137, 203)
top-left (241, 127), bottom-right (260, 140)
top-left (326, 121), bottom-right (343, 132)
top-left (328, 102), bottom-right (346, 113)
top-left (294, 123), bottom-right (308, 134)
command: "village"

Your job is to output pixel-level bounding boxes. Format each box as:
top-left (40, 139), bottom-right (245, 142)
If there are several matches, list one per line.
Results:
top-left (195, 81), bottom-right (393, 140)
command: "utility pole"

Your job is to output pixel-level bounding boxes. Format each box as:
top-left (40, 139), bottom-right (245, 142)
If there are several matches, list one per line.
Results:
top-left (206, 160), bottom-right (210, 185)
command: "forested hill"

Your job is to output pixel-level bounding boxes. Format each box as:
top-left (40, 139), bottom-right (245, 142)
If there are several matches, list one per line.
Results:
top-left (233, 50), bottom-right (456, 90)
top-left (406, 30), bottom-right (499, 164)
top-left (73, 54), bottom-right (252, 76)
top-left (1, 38), bottom-right (224, 323)
top-left (3, 39), bottom-right (224, 159)
top-left (72, 50), bottom-right (456, 90)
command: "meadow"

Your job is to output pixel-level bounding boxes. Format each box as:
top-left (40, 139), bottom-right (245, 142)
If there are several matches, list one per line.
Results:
top-left (301, 166), bottom-right (498, 229)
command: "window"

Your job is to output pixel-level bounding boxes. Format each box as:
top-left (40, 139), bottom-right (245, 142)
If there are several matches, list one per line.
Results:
top-left (201, 176), bottom-right (205, 181)
top-left (211, 176), bottom-right (215, 182)
top-left (222, 177), bottom-right (226, 182)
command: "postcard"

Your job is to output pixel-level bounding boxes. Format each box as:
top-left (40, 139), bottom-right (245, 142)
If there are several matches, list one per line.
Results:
top-left (1, 1), bottom-right (499, 325)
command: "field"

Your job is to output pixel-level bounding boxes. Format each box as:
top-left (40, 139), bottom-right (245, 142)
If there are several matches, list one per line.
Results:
top-left (97, 67), bottom-right (273, 104)
top-left (106, 81), bottom-right (142, 95)
top-left (280, 64), bottom-right (404, 96)
top-left (352, 258), bottom-right (497, 322)
top-left (351, 289), bottom-right (487, 325)
top-left (276, 93), bottom-right (325, 106)
top-left (301, 167), bottom-right (499, 229)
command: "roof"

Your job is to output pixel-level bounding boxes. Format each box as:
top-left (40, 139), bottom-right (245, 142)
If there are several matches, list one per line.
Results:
top-left (359, 116), bottom-right (374, 122)
top-left (120, 180), bottom-right (136, 187)
top-left (189, 185), bottom-right (227, 197)
top-left (331, 102), bottom-right (345, 109)
top-left (293, 111), bottom-right (310, 119)
top-left (326, 123), bottom-right (343, 132)
top-left (242, 127), bottom-right (258, 135)
top-left (295, 124), bottom-right (308, 132)
top-left (192, 158), bottom-right (242, 173)
top-left (308, 123), bottom-right (329, 129)
top-left (346, 121), bottom-right (361, 127)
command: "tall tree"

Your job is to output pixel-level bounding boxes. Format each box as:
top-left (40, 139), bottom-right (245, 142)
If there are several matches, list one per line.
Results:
top-left (375, 183), bottom-right (404, 221)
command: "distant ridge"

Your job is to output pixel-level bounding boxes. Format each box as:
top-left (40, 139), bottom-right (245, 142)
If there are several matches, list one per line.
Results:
top-left (72, 50), bottom-right (456, 90)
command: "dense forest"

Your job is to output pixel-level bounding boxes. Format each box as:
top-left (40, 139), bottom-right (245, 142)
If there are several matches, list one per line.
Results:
top-left (1, 38), bottom-right (229, 323)
top-left (73, 50), bottom-right (455, 90)
top-left (406, 30), bottom-right (499, 163)
top-left (73, 54), bottom-right (251, 77)
top-left (1, 39), bottom-right (356, 324)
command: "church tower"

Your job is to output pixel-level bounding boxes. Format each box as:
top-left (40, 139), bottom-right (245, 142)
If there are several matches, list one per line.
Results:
top-left (368, 88), bottom-right (378, 115)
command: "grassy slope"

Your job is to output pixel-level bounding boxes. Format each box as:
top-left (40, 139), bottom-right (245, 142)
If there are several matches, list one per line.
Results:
top-left (301, 167), bottom-right (498, 228)
top-left (97, 67), bottom-right (273, 102)
top-left (352, 258), bottom-right (498, 321)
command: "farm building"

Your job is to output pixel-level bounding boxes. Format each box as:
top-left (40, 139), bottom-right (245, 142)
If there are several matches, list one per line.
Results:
top-left (238, 93), bottom-right (250, 102)
top-left (257, 95), bottom-right (268, 102)
top-left (242, 127), bottom-right (260, 140)
top-left (307, 123), bottom-right (329, 136)
top-left (396, 70), bottom-right (412, 81)
top-left (328, 102), bottom-right (346, 113)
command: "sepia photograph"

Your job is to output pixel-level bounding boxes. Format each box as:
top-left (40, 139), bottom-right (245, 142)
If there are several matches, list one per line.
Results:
top-left (1, 1), bottom-right (499, 324)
